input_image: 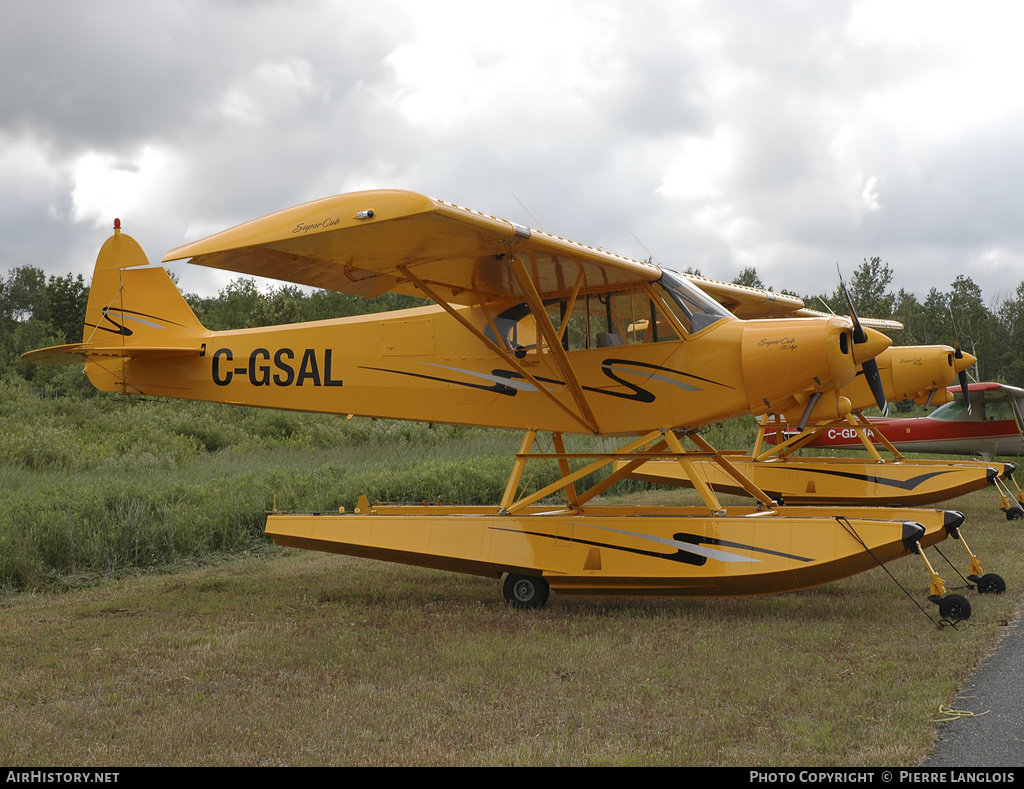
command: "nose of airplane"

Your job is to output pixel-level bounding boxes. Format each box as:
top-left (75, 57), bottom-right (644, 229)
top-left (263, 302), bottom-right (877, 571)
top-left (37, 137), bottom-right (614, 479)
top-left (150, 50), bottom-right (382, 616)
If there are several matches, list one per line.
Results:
top-left (740, 317), bottom-right (863, 411)
top-left (954, 349), bottom-right (977, 374)
top-left (851, 326), bottom-right (892, 366)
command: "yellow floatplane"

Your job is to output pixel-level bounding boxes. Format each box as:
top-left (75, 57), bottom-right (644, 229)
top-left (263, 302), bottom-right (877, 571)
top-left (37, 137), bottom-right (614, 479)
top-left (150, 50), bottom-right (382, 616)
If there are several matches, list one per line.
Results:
top-left (25, 190), bottom-right (999, 617)
top-left (621, 346), bottom-right (1016, 508)
top-left (622, 449), bottom-right (1008, 507)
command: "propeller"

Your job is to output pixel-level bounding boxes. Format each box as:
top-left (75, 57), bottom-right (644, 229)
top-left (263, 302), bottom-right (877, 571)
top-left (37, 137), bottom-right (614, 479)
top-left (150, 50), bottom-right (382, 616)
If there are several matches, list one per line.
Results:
top-left (949, 307), bottom-right (972, 415)
top-left (839, 270), bottom-right (888, 416)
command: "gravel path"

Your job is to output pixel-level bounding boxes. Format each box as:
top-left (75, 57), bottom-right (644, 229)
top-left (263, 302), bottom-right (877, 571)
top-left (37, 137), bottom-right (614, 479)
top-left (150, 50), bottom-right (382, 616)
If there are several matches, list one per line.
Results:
top-left (924, 607), bottom-right (1024, 767)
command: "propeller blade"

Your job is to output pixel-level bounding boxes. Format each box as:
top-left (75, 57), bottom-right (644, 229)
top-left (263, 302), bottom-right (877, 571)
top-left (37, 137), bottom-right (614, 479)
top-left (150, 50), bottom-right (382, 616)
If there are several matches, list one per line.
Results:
top-left (839, 268), bottom-right (868, 344)
top-left (949, 307), bottom-right (972, 415)
top-left (959, 369), bottom-right (972, 415)
top-left (863, 358), bottom-right (888, 415)
top-left (839, 267), bottom-right (887, 413)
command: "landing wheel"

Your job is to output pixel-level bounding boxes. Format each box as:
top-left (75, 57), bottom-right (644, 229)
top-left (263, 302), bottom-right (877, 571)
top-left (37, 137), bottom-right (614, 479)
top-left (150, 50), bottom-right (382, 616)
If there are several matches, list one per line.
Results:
top-left (503, 574), bottom-right (550, 609)
top-left (1005, 507), bottom-right (1023, 521)
top-left (976, 573), bottom-right (1007, 595)
top-left (938, 593), bottom-right (972, 622)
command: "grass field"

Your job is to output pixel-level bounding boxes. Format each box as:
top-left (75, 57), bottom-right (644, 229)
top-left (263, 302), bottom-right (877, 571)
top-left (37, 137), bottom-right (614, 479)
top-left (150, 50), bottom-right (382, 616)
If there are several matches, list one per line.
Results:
top-left (1, 485), bottom-right (1020, 767)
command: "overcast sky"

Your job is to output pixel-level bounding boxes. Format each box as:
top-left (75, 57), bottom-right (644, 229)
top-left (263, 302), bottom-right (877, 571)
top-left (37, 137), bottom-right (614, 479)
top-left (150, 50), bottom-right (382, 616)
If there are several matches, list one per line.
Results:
top-left (4, 0), bottom-right (1024, 307)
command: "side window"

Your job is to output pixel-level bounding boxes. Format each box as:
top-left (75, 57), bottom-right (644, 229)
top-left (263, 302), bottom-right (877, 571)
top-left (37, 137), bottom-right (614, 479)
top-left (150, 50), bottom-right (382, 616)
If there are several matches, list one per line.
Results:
top-left (484, 287), bottom-right (686, 354)
top-left (593, 290), bottom-right (682, 347)
top-left (986, 399), bottom-right (1014, 421)
top-left (484, 303), bottom-right (537, 352)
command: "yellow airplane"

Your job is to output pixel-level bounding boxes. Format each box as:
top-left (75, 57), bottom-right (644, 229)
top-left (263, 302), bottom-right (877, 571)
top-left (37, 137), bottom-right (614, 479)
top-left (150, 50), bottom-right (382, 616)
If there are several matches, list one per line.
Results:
top-left (614, 289), bottom-right (1011, 592)
top-left (25, 190), bottom-right (990, 619)
top-left (622, 340), bottom-right (1016, 509)
top-left (620, 283), bottom-right (1017, 580)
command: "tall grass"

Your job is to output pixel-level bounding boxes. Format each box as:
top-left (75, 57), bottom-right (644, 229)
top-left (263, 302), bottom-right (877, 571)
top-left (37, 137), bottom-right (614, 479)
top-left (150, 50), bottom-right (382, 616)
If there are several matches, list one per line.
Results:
top-left (0, 381), bottom-right (537, 590)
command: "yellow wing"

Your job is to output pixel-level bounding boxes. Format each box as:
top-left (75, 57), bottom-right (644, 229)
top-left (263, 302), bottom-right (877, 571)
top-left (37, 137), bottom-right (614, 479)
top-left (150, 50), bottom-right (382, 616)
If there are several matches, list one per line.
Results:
top-left (683, 274), bottom-right (805, 319)
top-left (790, 306), bottom-right (903, 332)
top-left (685, 276), bottom-right (904, 331)
top-left (163, 190), bottom-right (661, 303)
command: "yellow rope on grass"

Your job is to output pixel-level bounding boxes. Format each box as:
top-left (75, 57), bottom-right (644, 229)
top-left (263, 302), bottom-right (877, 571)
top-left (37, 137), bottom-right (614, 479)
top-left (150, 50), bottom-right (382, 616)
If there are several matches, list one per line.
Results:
top-left (932, 705), bottom-right (990, 723)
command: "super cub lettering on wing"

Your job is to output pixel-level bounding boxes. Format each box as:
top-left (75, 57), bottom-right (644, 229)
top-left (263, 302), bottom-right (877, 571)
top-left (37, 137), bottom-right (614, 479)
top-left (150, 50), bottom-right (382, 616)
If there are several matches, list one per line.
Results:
top-left (293, 216), bottom-right (342, 235)
top-left (212, 348), bottom-right (343, 387)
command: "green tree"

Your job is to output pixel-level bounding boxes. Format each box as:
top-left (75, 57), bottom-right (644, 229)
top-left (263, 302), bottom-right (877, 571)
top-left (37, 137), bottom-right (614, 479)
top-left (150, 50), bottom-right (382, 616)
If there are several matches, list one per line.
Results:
top-left (0, 266), bottom-right (48, 325)
top-left (44, 273), bottom-right (88, 343)
top-left (253, 285), bottom-right (305, 327)
top-left (917, 288), bottom-right (950, 346)
top-left (10, 318), bottom-right (65, 383)
top-left (200, 278), bottom-right (269, 330)
top-left (816, 257), bottom-right (896, 321)
top-left (890, 288), bottom-right (926, 346)
top-left (0, 267), bottom-right (80, 378)
top-left (948, 275), bottom-right (996, 380)
top-left (993, 282), bottom-right (1024, 384)
top-left (846, 257), bottom-right (896, 319)
top-left (732, 267), bottom-right (766, 289)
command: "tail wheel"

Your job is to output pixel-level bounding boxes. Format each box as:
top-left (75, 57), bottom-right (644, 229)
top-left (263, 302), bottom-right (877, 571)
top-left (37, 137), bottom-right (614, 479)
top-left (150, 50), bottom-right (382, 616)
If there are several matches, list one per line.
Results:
top-left (503, 574), bottom-right (550, 609)
top-left (977, 573), bottom-right (1007, 595)
top-left (938, 593), bottom-right (972, 622)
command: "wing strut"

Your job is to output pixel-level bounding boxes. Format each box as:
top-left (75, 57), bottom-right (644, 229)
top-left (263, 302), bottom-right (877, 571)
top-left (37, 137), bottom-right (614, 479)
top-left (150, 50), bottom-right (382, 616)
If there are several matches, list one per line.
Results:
top-left (684, 430), bottom-right (776, 509)
top-left (501, 429), bottom-right (666, 514)
top-left (1011, 398), bottom-right (1024, 437)
top-left (509, 253), bottom-right (600, 433)
top-left (396, 264), bottom-right (598, 434)
top-left (555, 270), bottom-right (586, 346)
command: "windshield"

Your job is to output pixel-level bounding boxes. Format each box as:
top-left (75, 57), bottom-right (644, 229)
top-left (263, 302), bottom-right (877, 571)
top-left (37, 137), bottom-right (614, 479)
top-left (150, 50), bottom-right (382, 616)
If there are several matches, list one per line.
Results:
top-left (656, 269), bottom-right (733, 333)
top-left (930, 400), bottom-right (971, 421)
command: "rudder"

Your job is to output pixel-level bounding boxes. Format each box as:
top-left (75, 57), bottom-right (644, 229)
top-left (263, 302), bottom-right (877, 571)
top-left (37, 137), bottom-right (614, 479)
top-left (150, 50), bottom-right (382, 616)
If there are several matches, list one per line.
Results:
top-left (84, 222), bottom-right (207, 347)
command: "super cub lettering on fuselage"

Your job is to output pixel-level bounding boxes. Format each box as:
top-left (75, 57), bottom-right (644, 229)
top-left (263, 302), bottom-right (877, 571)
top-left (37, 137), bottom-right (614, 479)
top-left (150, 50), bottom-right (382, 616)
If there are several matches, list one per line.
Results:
top-left (212, 348), bottom-right (344, 387)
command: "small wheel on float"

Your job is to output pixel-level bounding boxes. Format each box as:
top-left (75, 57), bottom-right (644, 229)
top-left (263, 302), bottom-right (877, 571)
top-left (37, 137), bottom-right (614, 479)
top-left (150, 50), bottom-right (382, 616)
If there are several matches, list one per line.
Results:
top-left (503, 574), bottom-right (550, 609)
top-left (976, 573), bottom-right (1007, 595)
top-left (938, 593), bottom-right (972, 622)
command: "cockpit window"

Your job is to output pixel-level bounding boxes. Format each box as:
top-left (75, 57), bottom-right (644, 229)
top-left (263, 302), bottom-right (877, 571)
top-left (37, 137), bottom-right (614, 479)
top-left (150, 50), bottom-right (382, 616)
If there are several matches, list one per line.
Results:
top-left (655, 270), bottom-right (733, 334)
top-left (483, 274), bottom-right (729, 354)
top-left (485, 303), bottom-right (534, 351)
top-left (986, 399), bottom-right (1015, 421)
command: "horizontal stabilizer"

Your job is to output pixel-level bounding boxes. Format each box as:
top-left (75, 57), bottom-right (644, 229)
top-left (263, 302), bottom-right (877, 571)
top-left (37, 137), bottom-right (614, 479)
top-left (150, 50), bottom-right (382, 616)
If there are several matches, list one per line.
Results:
top-left (22, 343), bottom-right (200, 365)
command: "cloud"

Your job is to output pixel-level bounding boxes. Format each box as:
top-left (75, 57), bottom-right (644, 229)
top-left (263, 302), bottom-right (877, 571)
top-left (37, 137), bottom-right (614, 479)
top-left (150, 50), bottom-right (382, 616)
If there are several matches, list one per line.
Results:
top-left (2, 0), bottom-right (1024, 307)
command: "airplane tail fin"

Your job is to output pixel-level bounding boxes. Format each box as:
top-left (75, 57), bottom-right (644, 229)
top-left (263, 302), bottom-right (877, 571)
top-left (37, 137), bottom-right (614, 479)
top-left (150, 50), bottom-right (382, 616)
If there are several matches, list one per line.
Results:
top-left (83, 221), bottom-right (206, 347)
top-left (22, 223), bottom-right (208, 393)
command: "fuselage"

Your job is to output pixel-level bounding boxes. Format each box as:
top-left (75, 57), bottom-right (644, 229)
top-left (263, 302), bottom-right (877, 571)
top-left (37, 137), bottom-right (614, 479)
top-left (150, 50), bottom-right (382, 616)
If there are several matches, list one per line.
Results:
top-left (797, 415), bottom-right (1024, 457)
top-left (68, 230), bottom-right (877, 435)
top-left (85, 291), bottom-right (865, 435)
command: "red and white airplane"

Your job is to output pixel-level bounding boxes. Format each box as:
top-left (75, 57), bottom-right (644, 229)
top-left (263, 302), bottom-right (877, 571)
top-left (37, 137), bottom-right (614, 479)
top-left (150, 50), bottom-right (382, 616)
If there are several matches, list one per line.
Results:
top-left (760, 382), bottom-right (1024, 520)
top-left (786, 382), bottom-right (1024, 459)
